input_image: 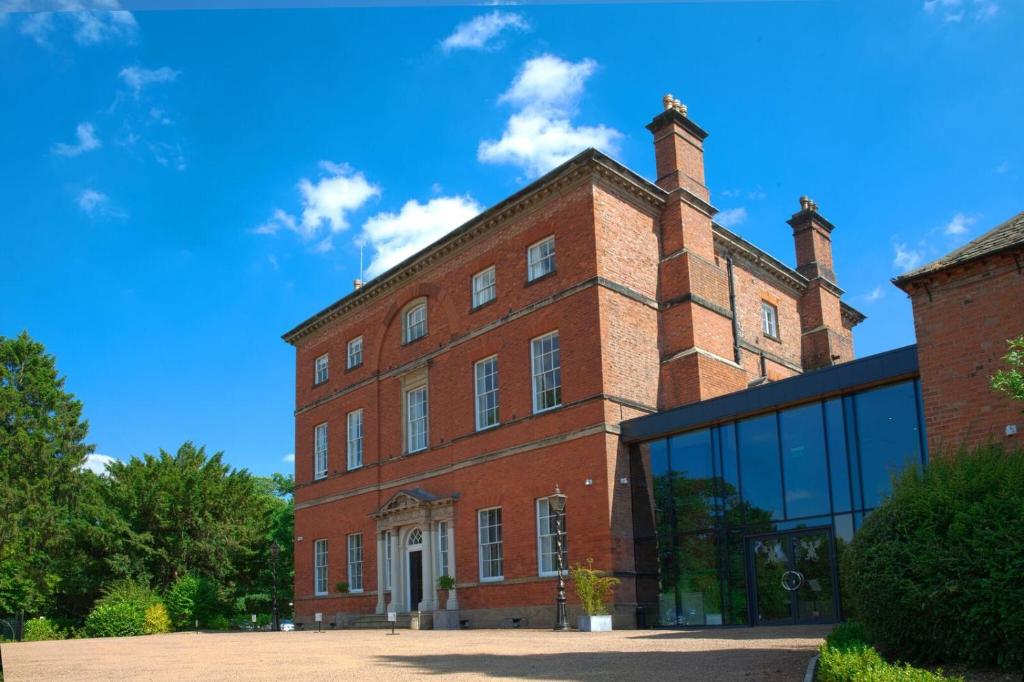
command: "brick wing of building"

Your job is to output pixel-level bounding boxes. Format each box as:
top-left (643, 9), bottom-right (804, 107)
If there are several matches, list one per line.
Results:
top-left (282, 96), bottom-right (865, 629)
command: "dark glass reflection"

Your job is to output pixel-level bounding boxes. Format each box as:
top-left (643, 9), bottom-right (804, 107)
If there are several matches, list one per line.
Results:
top-left (824, 398), bottom-right (852, 514)
top-left (854, 382), bottom-right (924, 508)
top-left (737, 414), bottom-right (784, 519)
top-left (779, 403), bottom-right (831, 519)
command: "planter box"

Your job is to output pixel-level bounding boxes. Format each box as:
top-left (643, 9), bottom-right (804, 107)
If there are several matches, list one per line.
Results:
top-left (578, 615), bottom-right (613, 632)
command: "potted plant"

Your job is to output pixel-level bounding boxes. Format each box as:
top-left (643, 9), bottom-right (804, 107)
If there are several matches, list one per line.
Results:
top-left (437, 574), bottom-right (455, 607)
top-left (570, 559), bottom-right (620, 632)
top-left (335, 581), bottom-right (349, 594)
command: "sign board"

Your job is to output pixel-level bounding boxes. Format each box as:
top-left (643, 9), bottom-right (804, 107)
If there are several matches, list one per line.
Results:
top-left (387, 611), bottom-right (397, 623)
top-left (314, 612), bottom-right (323, 623)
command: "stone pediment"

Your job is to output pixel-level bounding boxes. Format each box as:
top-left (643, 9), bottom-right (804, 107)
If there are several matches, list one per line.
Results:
top-left (373, 488), bottom-right (453, 519)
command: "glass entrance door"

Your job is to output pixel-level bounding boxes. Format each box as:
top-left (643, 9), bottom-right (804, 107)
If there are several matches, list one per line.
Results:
top-left (747, 527), bottom-right (837, 625)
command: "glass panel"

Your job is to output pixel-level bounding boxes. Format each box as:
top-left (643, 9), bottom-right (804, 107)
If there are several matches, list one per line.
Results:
top-left (718, 424), bottom-right (742, 521)
top-left (792, 531), bottom-right (835, 622)
top-left (853, 381), bottom-right (923, 508)
top-left (672, 533), bottom-right (723, 625)
top-left (737, 413), bottom-right (784, 520)
top-left (843, 396), bottom-right (863, 510)
top-left (824, 398), bottom-right (852, 514)
top-left (750, 536), bottom-right (792, 624)
top-left (723, 530), bottom-right (748, 625)
top-left (668, 429), bottom-right (715, 532)
top-left (779, 403), bottom-right (831, 519)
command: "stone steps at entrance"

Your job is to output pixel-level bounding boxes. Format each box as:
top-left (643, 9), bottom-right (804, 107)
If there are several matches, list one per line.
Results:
top-left (347, 614), bottom-right (413, 629)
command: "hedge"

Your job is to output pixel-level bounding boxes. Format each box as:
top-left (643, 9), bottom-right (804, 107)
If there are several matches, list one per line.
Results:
top-left (842, 444), bottom-right (1024, 670)
top-left (23, 617), bottom-right (64, 641)
top-left (818, 622), bottom-right (962, 682)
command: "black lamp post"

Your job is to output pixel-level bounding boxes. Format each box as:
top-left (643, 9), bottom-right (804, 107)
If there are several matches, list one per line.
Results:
top-left (271, 541), bottom-right (280, 632)
top-left (550, 485), bottom-right (569, 631)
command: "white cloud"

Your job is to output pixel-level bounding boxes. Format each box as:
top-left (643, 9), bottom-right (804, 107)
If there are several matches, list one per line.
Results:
top-left (254, 162), bottom-right (381, 252)
top-left (82, 453), bottom-right (118, 476)
top-left (715, 207), bottom-right (748, 228)
top-left (441, 11), bottom-right (529, 53)
top-left (479, 54), bottom-right (622, 177)
top-left (51, 121), bottom-right (101, 157)
top-left (19, 0), bottom-right (137, 46)
top-left (863, 285), bottom-right (886, 303)
top-left (361, 195), bottom-right (482, 278)
top-left (893, 242), bottom-right (924, 271)
top-left (118, 65), bottom-right (180, 98)
top-left (943, 212), bottom-right (976, 236)
top-left (282, 453), bottom-right (295, 464)
top-left (76, 188), bottom-right (123, 218)
top-left (923, 0), bottom-right (999, 22)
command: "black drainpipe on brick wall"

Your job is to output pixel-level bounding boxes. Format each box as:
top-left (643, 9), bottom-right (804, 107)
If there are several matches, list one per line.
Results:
top-left (726, 256), bottom-right (741, 364)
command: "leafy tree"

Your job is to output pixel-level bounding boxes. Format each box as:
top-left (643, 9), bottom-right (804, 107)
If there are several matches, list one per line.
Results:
top-left (0, 332), bottom-right (92, 615)
top-left (991, 335), bottom-right (1024, 407)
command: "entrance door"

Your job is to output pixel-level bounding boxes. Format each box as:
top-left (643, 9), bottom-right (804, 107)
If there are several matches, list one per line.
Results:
top-left (408, 550), bottom-right (423, 611)
top-left (747, 527), bottom-right (837, 625)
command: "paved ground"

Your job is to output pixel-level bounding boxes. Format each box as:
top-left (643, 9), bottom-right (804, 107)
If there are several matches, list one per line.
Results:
top-left (1, 625), bottom-right (829, 681)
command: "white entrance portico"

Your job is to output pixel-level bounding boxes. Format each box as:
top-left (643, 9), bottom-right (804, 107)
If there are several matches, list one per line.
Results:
top-left (372, 488), bottom-right (457, 616)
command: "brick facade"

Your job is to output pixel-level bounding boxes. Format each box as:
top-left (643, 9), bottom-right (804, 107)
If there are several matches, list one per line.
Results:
top-left (284, 99), bottom-right (864, 629)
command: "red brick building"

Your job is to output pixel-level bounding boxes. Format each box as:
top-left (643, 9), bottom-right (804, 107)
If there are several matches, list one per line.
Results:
top-left (894, 211), bottom-right (1024, 453)
top-left (282, 96), bottom-right (864, 628)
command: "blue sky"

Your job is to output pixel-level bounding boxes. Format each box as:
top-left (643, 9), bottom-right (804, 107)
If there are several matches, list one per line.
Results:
top-left (2, 0), bottom-right (1021, 477)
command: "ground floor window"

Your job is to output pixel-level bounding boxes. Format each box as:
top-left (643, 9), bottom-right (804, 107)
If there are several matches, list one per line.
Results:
top-left (314, 539), bottom-right (328, 596)
top-left (348, 534), bottom-right (363, 592)
top-left (536, 497), bottom-right (567, 576)
top-left (383, 530), bottom-right (392, 591)
top-left (437, 521), bottom-right (450, 578)
top-left (478, 508), bottom-right (503, 581)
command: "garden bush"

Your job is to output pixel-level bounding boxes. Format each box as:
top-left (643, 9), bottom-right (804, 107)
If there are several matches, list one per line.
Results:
top-left (818, 622), bottom-right (962, 681)
top-left (843, 443), bottom-right (1024, 670)
top-left (165, 574), bottom-right (220, 630)
top-left (570, 558), bottom-right (620, 616)
top-left (23, 617), bottom-right (64, 641)
top-left (143, 603), bottom-right (172, 634)
top-left (85, 602), bottom-right (146, 637)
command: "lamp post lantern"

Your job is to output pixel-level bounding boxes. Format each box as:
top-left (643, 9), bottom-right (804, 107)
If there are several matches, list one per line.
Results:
top-left (271, 541), bottom-right (280, 632)
top-left (550, 485), bottom-right (569, 631)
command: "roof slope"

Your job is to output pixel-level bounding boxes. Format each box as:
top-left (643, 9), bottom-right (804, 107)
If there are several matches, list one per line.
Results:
top-left (894, 210), bottom-right (1024, 284)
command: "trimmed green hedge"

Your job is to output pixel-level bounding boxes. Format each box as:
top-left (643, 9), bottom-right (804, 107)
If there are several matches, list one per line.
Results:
top-left (843, 444), bottom-right (1024, 670)
top-left (818, 623), bottom-right (962, 682)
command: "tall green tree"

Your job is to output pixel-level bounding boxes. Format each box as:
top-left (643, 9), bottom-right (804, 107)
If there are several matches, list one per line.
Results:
top-left (0, 332), bottom-right (93, 615)
top-left (991, 335), bottom-right (1024, 407)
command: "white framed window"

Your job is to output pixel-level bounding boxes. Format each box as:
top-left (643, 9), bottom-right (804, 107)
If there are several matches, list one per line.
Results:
top-left (383, 530), bottom-right (392, 591)
top-left (314, 539), bottom-right (328, 596)
top-left (537, 498), bottom-right (568, 577)
top-left (347, 534), bottom-right (363, 592)
top-left (474, 355), bottom-right (499, 431)
top-left (347, 337), bottom-right (363, 369)
top-left (406, 385), bottom-right (428, 453)
top-left (346, 409), bottom-right (363, 470)
top-left (437, 521), bottom-right (450, 579)
top-left (314, 423), bottom-right (328, 480)
top-left (471, 266), bottom-right (496, 308)
top-left (314, 354), bottom-right (329, 385)
top-left (404, 302), bottom-right (427, 343)
top-left (527, 236), bottom-right (556, 281)
top-left (531, 331), bottom-right (562, 413)
top-left (762, 301), bottom-right (780, 339)
top-left (478, 507), bottom-right (503, 581)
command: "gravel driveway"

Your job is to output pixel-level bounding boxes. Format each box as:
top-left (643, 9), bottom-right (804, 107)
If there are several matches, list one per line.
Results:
top-left (1, 625), bottom-right (829, 681)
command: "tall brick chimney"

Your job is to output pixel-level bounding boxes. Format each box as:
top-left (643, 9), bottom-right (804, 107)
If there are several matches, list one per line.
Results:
top-left (649, 95), bottom-right (747, 409)
top-left (788, 197), bottom-right (853, 369)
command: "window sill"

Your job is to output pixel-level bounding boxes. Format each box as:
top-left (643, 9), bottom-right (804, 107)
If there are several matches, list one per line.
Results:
top-left (475, 422), bottom-right (500, 433)
top-left (312, 381), bottom-right (329, 389)
top-left (479, 577), bottom-right (504, 584)
top-left (469, 298), bottom-right (497, 314)
top-left (532, 403), bottom-right (562, 416)
top-left (763, 333), bottom-right (782, 344)
top-left (525, 269), bottom-right (557, 288)
top-left (402, 334), bottom-right (427, 348)
top-left (346, 464), bottom-right (363, 473)
top-left (344, 362), bottom-right (364, 373)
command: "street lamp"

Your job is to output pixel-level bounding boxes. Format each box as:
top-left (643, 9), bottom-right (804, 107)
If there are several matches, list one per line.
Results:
top-left (271, 541), bottom-right (280, 632)
top-left (550, 485), bottom-right (569, 631)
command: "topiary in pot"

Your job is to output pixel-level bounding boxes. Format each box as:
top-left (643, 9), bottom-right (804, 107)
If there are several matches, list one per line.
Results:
top-left (570, 559), bottom-right (620, 632)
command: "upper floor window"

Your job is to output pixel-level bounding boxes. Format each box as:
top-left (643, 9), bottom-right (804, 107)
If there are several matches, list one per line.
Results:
top-left (314, 423), bottom-right (328, 480)
top-left (313, 539), bottom-right (328, 596)
top-left (474, 355), bottom-right (499, 431)
top-left (472, 266), bottom-right (496, 308)
top-left (404, 302), bottom-right (427, 343)
top-left (314, 354), bottom-right (329, 385)
top-left (761, 301), bottom-right (780, 340)
top-left (406, 385), bottom-right (428, 453)
top-left (347, 534), bottom-right (364, 592)
top-left (531, 331), bottom-right (562, 413)
top-left (478, 507), bottom-right (503, 581)
top-left (537, 497), bottom-right (568, 577)
top-left (346, 409), bottom-right (363, 470)
top-left (347, 337), bottom-right (363, 369)
top-left (527, 236), bottom-right (556, 281)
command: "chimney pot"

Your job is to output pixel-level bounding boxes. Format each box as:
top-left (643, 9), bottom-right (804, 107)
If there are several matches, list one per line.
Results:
top-left (353, 278), bottom-right (363, 290)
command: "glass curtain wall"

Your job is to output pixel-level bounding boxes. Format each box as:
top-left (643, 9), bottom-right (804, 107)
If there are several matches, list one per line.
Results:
top-left (635, 379), bottom-right (926, 626)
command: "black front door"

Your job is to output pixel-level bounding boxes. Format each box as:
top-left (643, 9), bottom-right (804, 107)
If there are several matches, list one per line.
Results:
top-left (408, 550), bottom-right (423, 611)
top-left (747, 527), bottom-right (838, 625)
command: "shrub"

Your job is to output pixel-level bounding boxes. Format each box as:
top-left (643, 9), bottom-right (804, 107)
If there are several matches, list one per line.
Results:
top-left (825, 621), bottom-right (873, 652)
top-left (843, 444), bottom-right (1024, 670)
top-left (165, 574), bottom-right (220, 630)
top-left (85, 602), bottom-right (146, 638)
top-left (143, 603), bottom-right (172, 634)
top-left (206, 614), bottom-right (231, 631)
top-left (437, 575), bottom-right (455, 591)
top-left (818, 645), bottom-right (961, 682)
top-left (98, 580), bottom-right (160, 612)
top-left (570, 558), bottom-right (620, 616)
top-left (23, 617), bottom-right (64, 641)
top-left (335, 581), bottom-right (349, 594)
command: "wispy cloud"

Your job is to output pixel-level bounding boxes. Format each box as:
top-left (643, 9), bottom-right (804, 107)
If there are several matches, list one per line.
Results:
top-left (720, 187), bottom-right (766, 201)
top-left (861, 285), bottom-right (886, 304)
top-left (51, 121), bottom-right (101, 157)
top-left (254, 162), bottom-right (381, 253)
top-left (893, 242), bottom-right (924, 271)
top-left (118, 65), bottom-right (180, 98)
top-left (282, 453), bottom-right (295, 464)
top-left (479, 54), bottom-right (622, 178)
top-left (715, 207), bottom-right (748, 228)
top-left (996, 161), bottom-right (1010, 174)
top-left (18, 0), bottom-right (137, 46)
top-left (77, 188), bottom-right (124, 218)
top-left (923, 0), bottom-right (999, 22)
top-left (361, 195), bottom-right (482, 278)
top-left (943, 212), bottom-right (976, 236)
top-left (441, 10), bottom-right (529, 53)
